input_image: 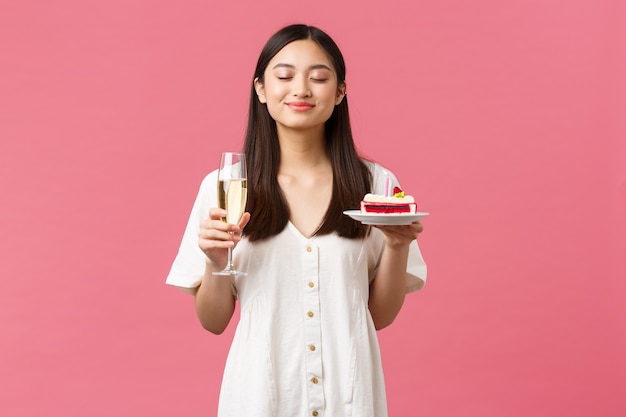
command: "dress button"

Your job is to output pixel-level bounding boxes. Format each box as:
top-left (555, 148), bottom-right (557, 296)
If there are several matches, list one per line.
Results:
top-left (309, 344), bottom-right (316, 351)
top-left (308, 282), bottom-right (315, 288)
top-left (311, 377), bottom-right (319, 384)
top-left (312, 411), bottom-right (319, 417)
top-left (307, 311), bottom-right (314, 318)
top-left (306, 246), bottom-right (312, 253)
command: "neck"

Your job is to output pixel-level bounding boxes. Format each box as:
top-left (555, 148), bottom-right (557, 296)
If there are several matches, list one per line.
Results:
top-left (277, 126), bottom-right (329, 171)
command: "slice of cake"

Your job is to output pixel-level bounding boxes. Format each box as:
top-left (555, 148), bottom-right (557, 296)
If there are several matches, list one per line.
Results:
top-left (360, 187), bottom-right (417, 214)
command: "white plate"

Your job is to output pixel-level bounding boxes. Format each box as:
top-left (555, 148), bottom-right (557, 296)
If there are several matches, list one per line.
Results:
top-left (343, 210), bottom-right (430, 225)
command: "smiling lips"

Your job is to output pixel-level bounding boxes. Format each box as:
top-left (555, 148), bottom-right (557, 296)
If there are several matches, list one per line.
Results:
top-left (287, 102), bottom-right (315, 111)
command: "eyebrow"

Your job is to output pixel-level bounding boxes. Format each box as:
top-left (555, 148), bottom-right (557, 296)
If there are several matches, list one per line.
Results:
top-left (271, 63), bottom-right (333, 71)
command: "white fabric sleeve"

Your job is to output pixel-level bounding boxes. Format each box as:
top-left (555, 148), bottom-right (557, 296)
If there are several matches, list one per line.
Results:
top-left (406, 240), bottom-right (427, 293)
top-left (165, 171), bottom-right (218, 294)
top-left (366, 162), bottom-right (428, 293)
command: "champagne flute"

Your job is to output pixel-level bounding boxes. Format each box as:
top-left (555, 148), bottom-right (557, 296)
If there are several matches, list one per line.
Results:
top-left (213, 152), bottom-right (247, 276)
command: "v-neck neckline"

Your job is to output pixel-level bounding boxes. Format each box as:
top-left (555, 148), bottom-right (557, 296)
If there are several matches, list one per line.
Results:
top-left (287, 221), bottom-right (317, 241)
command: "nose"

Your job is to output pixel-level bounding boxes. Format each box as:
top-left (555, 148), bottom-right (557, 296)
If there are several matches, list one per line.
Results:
top-left (292, 75), bottom-right (311, 97)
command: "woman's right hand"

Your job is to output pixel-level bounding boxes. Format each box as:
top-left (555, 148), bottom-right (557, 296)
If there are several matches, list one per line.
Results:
top-left (198, 208), bottom-right (251, 269)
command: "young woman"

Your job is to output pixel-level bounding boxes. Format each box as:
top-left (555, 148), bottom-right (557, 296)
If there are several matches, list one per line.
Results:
top-left (167, 24), bottom-right (427, 417)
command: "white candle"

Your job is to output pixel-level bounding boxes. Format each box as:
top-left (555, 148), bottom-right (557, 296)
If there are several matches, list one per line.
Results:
top-left (384, 170), bottom-right (390, 197)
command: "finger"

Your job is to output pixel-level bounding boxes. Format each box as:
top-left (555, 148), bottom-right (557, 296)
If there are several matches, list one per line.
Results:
top-left (375, 224), bottom-right (421, 241)
top-left (200, 219), bottom-right (232, 234)
top-left (411, 221), bottom-right (424, 234)
top-left (199, 238), bottom-right (235, 251)
top-left (198, 227), bottom-right (236, 243)
top-left (239, 212), bottom-right (251, 229)
top-left (208, 207), bottom-right (228, 220)
top-left (202, 213), bottom-right (245, 231)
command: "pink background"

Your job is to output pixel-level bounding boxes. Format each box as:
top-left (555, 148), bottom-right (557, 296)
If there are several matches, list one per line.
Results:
top-left (2, 1), bottom-right (625, 416)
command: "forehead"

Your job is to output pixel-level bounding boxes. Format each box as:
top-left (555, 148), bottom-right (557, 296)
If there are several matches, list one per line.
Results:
top-left (267, 39), bottom-right (335, 71)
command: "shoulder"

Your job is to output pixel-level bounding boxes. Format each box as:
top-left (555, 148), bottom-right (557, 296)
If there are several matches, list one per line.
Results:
top-left (197, 169), bottom-right (219, 194)
top-left (362, 160), bottom-right (384, 178)
top-left (187, 169), bottom-right (220, 210)
top-left (361, 160), bottom-right (400, 190)
top-left (200, 169), bottom-right (219, 187)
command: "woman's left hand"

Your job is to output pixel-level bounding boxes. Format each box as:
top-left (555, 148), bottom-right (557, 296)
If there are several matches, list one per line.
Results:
top-left (374, 221), bottom-right (423, 249)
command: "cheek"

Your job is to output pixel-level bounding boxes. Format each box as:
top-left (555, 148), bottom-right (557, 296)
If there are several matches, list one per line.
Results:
top-left (261, 89), bottom-right (281, 118)
top-left (263, 82), bottom-right (286, 101)
top-left (318, 88), bottom-right (340, 113)
top-left (319, 104), bottom-right (336, 122)
top-left (317, 86), bottom-right (340, 103)
top-left (265, 103), bottom-right (281, 121)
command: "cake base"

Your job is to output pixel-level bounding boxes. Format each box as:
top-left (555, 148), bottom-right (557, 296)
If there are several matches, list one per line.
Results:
top-left (360, 201), bottom-right (417, 214)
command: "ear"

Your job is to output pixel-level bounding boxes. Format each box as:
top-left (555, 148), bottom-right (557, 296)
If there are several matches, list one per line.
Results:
top-left (254, 77), bottom-right (267, 104)
top-left (335, 82), bottom-right (347, 105)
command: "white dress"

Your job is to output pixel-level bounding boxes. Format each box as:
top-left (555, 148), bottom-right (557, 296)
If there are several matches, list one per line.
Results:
top-left (166, 162), bottom-right (427, 417)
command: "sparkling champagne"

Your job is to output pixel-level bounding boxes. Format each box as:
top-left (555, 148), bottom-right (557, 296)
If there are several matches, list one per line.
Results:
top-left (218, 179), bottom-right (247, 224)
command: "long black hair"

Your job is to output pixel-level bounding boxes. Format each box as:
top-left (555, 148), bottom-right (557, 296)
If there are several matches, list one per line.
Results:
top-left (243, 24), bottom-right (371, 241)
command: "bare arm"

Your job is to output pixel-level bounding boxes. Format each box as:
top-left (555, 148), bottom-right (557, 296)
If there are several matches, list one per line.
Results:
top-left (368, 221), bottom-right (423, 330)
top-left (194, 209), bottom-right (250, 335)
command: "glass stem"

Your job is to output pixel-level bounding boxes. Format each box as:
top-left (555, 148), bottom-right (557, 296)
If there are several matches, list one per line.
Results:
top-left (225, 237), bottom-right (234, 271)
